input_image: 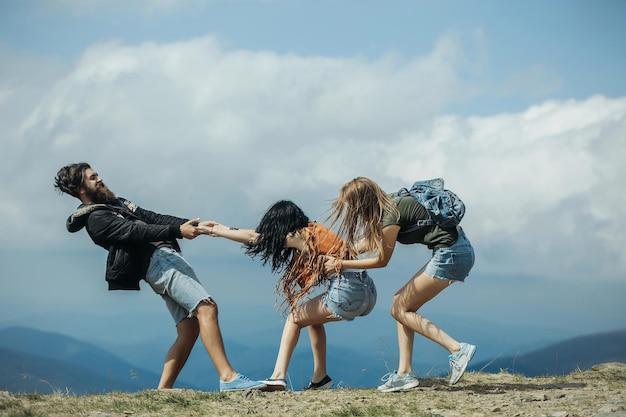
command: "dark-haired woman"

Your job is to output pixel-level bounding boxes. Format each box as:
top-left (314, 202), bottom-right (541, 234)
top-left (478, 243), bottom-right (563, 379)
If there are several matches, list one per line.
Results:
top-left (202, 200), bottom-right (377, 391)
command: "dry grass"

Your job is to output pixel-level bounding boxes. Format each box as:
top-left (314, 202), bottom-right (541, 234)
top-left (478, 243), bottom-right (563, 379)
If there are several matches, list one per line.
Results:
top-left (2, 363), bottom-right (625, 417)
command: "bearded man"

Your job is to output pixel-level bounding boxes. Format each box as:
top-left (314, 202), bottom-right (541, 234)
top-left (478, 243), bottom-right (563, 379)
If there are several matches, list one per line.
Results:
top-left (54, 162), bottom-right (265, 392)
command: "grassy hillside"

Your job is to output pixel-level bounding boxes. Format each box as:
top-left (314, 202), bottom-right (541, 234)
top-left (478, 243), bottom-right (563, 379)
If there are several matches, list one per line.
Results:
top-left (2, 326), bottom-right (625, 395)
top-left (1, 363), bottom-right (625, 417)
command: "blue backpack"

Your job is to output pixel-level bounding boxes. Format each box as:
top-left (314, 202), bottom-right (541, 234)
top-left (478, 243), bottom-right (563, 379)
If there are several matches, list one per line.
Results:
top-left (395, 178), bottom-right (465, 229)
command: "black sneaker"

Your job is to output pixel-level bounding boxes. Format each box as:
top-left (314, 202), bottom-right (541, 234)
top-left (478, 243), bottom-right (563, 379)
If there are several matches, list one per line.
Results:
top-left (304, 375), bottom-right (333, 390)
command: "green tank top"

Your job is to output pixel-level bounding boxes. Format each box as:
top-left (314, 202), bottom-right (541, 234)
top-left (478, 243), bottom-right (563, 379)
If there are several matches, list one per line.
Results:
top-left (382, 194), bottom-right (458, 248)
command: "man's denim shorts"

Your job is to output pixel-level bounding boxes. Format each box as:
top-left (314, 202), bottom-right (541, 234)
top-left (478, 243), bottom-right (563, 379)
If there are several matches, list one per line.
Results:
top-left (322, 270), bottom-right (377, 321)
top-left (424, 228), bottom-right (475, 282)
top-left (145, 247), bottom-right (212, 324)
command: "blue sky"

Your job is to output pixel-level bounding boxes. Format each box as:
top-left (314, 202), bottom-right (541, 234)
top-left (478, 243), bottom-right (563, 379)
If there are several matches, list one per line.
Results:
top-left (1, 0), bottom-right (625, 362)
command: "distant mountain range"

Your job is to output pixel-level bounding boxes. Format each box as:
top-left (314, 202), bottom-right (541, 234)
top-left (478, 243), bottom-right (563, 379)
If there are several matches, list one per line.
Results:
top-left (0, 327), bottom-right (162, 394)
top-left (470, 328), bottom-right (626, 376)
top-left (0, 326), bottom-right (624, 394)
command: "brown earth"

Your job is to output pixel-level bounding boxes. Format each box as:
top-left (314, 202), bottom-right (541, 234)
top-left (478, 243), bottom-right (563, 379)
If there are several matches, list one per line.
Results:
top-left (1, 362), bottom-right (625, 417)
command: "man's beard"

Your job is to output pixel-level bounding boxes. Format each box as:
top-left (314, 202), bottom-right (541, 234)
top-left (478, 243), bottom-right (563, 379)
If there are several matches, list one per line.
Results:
top-left (88, 183), bottom-right (117, 204)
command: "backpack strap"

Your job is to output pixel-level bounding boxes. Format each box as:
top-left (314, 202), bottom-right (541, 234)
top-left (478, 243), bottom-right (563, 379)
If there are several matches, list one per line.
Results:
top-left (395, 178), bottom-right (465, 232)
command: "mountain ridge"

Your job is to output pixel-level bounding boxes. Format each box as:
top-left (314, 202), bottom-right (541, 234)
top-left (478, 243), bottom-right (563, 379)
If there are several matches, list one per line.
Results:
top-left (470, 328), bottom-right (626, 377)
top-left (1, 325), bottom-right (625, 394)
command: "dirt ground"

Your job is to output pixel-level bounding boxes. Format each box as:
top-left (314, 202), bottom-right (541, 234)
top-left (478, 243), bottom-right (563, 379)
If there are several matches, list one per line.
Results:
top-left (2, 363), bottom-right (625, 417)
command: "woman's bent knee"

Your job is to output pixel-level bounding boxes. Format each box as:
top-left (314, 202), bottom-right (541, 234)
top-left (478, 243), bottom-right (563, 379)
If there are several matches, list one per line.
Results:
top-left (390, 292), bottom-right (409, 319)
top-left (390, 304), bottom-right (402, 321)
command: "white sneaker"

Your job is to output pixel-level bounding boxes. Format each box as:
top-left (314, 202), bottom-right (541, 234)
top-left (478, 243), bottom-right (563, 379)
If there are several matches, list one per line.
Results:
top-left (449, 343), bottom-right (477, 385)
top-left (377, 371), bottom-right (419, 393)
top-left (260, 378), bottom-right (287, 392)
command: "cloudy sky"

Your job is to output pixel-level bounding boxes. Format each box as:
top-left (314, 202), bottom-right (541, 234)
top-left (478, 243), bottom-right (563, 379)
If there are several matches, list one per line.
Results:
top-left (1, 0), bottom-right (625, 348)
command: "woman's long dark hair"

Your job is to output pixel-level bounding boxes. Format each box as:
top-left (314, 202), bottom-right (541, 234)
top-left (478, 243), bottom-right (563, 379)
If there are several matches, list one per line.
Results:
top-left (245, 200), bottom-right (309, 273)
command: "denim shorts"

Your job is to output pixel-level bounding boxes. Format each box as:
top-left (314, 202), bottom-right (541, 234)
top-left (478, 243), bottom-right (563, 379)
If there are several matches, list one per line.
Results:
top-left (144, 247), bottom-right (212, 324)
top-left (322, 270), bottom-right (377, 321)
top-left (424, 228), bottom-right (475, 282)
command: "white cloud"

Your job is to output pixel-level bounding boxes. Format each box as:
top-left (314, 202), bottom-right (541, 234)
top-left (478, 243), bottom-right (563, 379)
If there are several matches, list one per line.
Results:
top-left (1, 33), bottom-right (624, 286)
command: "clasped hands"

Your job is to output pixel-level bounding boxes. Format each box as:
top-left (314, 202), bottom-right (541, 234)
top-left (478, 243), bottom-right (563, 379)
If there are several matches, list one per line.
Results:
top-left (182, 218), bottom-right (342, 274)
top-left (179, 218), bottom-right (220, 240)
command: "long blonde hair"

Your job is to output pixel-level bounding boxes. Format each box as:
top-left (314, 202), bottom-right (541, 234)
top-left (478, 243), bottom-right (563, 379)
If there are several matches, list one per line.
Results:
top-left (326, 177), bottom-right (399, 259)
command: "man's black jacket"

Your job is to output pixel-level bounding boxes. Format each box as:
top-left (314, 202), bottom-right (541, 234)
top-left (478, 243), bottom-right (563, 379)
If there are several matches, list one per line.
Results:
top-left (66, 198), bottom-right (187, 290)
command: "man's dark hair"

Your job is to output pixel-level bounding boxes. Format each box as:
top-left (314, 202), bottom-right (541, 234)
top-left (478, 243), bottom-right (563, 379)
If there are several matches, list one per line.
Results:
top-left (54, 162), bottom-right (91, 198)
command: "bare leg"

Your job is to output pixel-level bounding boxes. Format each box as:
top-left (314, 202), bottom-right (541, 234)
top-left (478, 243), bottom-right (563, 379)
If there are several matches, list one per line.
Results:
top-left (390, 270), bottom-right (461, 374)
top-left (157, 317), bottom-right (199, 389)
top-left (269, 317), bottom-right (301, 380)
top-left (396, 320), bottom-right (415, 376)
top-left (269, 295), bottom-right (339, 380)
top-left (195, 299), bottom-right (238, 382)
top-left (308, 324), bottom-right (328, 383)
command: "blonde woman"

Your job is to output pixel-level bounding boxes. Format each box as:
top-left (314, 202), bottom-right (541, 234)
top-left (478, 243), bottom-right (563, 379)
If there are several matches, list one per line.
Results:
top-left (324, 177), bottom-right (476, 392)
top-left (203, 200), bottom-right (377, 391)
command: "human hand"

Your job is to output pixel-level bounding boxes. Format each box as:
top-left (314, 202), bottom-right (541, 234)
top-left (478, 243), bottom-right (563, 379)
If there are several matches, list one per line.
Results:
top-left (322, 255), bottom-right (342, 274)
top-left (180, 218), bottom-right (202, 240)
top-left (197, 220), bottom-right (221, 236)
